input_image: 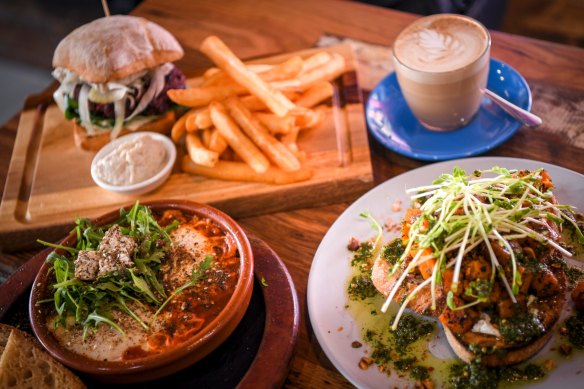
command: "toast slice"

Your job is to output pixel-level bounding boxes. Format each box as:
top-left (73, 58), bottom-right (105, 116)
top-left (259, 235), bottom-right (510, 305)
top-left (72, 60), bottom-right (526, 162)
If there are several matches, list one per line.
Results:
top-left (0, 324), bottom-right (11, 357)
top-left (0, 325), bottom-right (85, 389)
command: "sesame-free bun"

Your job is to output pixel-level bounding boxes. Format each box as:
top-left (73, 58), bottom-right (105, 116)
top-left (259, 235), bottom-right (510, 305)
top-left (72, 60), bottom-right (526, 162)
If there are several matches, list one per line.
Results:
top-left (73, 109), bottom-right (176, 151)
top-left (53, 15), bottom-right (183, 84)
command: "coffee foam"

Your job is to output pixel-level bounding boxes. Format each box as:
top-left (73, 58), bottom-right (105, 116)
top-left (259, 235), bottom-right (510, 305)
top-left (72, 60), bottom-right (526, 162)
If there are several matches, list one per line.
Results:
top-left (393, 14), bottom-right (488, 74)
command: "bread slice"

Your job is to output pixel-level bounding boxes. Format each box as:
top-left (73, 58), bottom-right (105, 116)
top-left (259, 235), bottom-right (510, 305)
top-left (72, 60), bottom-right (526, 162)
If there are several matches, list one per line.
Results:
top-left (0, 325), bottom-right (85, 389)
top-left (371, 254), bottom-right (445, 316)
top-left (53, 15), bottom-right (183, 83)
top-left (442, 270), bottom-right (567, 367)
top-left (371, 241), bottom-right (567, 367)
top-left (443, 325), bottom-right (554, 367)
top-left (73, 109), bottom-right (176, 151)
top-left (0, 324), bottom-right (11, 357)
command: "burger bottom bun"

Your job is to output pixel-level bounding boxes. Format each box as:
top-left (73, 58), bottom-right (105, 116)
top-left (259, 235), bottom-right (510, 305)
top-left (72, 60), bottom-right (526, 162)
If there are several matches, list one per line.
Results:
top-left (443, 325), bottom-right (554, 367)
top-left (73, 109), bottom-right (177, 151)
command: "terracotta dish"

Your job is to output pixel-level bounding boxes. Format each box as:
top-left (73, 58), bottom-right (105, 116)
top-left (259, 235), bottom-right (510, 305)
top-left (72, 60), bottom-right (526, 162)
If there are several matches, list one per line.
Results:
top-left (29, 200), bottom-right (254, 383)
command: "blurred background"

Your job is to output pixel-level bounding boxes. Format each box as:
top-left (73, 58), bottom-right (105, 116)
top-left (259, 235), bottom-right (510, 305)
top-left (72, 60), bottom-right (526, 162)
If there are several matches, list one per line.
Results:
top-left (0, 0), bottom-right (583, 125)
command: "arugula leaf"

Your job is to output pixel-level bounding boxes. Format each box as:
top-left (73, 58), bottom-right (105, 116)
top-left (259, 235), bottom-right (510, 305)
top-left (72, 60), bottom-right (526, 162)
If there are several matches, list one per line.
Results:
top-left (129, 269), bottom-right (160, 304)
top-left (39, 202), bottom-right (180, 336)
top-left (83, 311), bottom-right (125, 338)
top-left (37, 240), bottom-right (77, 256)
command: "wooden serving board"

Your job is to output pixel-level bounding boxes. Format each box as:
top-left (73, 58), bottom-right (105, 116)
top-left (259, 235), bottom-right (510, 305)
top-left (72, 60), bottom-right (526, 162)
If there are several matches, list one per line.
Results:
top-left (0, 45), bottom-right (373, 250)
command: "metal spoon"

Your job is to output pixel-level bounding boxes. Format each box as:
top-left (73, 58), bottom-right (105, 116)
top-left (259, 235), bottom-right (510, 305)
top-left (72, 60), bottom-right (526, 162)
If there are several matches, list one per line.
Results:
top-left (482, 88), bottom-right (543, 128)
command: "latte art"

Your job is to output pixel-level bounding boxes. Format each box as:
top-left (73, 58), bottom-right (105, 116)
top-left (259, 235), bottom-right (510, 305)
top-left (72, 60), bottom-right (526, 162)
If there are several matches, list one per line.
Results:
top-left (393, 14), bottom-right (488, 73)
top-left (392, 14), bottom-right (491, 130)
top-left (417, 29), bottom-right (464, 62)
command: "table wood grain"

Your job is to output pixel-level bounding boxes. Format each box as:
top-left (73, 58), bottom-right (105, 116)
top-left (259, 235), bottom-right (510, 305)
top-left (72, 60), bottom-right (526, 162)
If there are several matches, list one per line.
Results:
top-left (1, 0), bottom-right (584, 387)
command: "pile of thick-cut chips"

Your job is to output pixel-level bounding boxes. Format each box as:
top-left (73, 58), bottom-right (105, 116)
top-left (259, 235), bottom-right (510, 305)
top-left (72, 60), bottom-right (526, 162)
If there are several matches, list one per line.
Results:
top-left (168, 36), bottom-right (346, 184)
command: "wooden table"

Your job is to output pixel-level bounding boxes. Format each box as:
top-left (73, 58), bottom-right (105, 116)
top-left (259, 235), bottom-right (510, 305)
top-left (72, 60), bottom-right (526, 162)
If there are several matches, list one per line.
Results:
top-left (1, 0), bottom-right (583, 387)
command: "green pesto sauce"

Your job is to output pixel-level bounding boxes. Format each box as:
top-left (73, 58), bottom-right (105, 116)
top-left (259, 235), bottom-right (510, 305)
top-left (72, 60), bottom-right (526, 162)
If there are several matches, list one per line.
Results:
top-left (564, 311), bottom-right (584, 348)
top-left (347, 275), bottom-right (379, 301)
top-left (411, 365), bottom-right (431, 381)
top-left (346, 254), bottom-right (441, 385)
top-left (381, 238), bottom-right (404, 265)
top-left (498, 314), bottom-right (546, 345)
top-left (392, 313), bottom-right (435, 350)
top-left (351, 241), bottom-right (373, 268)
top-left (566, 266), bottom-right (584, 286)
top-left (544, 249), bottom-right (584, 287)
top-left (449, 361), bottom-right (545, 389)
top-left (344, 229), bottom-right (584, 388)
top-left (363, 313), bottom-right (436, 383)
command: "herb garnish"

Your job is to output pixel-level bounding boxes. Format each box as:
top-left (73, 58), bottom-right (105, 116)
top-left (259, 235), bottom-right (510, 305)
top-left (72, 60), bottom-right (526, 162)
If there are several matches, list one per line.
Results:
top-left (260, 276), bottom-right (268, 287)
top-left (361, 167), bottom-right (583, 330)
top-left (154, 255), bottom-right (214, 317)
top-left (38, 202), bottom-right (211, 338)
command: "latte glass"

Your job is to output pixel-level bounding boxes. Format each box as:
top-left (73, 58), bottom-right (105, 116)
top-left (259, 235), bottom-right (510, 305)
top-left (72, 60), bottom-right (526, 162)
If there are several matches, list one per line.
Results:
top-left (392, 14), bottom-right (491, 131)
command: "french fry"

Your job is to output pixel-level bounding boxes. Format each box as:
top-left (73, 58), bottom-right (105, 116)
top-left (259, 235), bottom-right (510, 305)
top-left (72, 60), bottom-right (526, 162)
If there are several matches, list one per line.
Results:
top-left (240, 90), bottom-right (300, 111)
top-left (293, 107), bottom-right (327, 129)
top-left (203, 60), bottom-right (300, 87)
top-left (240, 95), bottom-right (268, 111)
top-left (202, 64), bottom-right (270, 87)
top-left (207, 129), bottom-right (229, 154)
top-left (295, 81), bottom-right (334, 108)
top-left (301, 51), bottom-right (333, 73)
top-left (225, 97), bottom-right (301, 172)
top-left (171, 111), bottom-right (188, 143)
top-left (201, 129), bottom-right (212, 148)
top-left (255, 112), bottom-right (295, 135)
top-left (271, 53), bottom-right (346, 91)
top-left (182, 157), bottom-right (313, 185)
top-left (200, 36), bottom-right (296, 117)
top-left (281, 126), bottom-right (299, 152)
top-left (167, 84), bottom-right (246, 107)
top-left (195, 108), bottom-right (213, 129)
top-left (209, 101), bottom-right (270, 173)
top-left (185, 133), bottom-right (219, 167)
top-left (171, 108), bottom-right (201, 142)
top-left (257, 56), bottom-right (303, 82)
top-left (185, 111), bottom-right (199, 132)
top-left (204, 64), bottom-right (272, 79)
top-left (203, 67), bottom-right (221, 79)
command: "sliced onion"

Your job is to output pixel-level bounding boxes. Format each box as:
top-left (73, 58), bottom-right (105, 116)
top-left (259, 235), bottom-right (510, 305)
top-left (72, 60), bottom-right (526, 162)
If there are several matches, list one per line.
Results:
top-left (111, 98), bottom-right (127, 140)
top-left (126, 64), bottom-right (173, 120)
top-left (52, 90), bottom-right (66, 112)
top-left (78, 84), bottom-right (95, 135)
top-left (88, 85), bottom-right (128, 103)
top-left (52, 68), bottom-right (80, 112)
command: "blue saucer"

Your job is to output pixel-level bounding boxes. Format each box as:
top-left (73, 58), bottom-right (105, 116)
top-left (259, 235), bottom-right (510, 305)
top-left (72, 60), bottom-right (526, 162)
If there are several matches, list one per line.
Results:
top-left (365, 59), bottom-right (532, 161)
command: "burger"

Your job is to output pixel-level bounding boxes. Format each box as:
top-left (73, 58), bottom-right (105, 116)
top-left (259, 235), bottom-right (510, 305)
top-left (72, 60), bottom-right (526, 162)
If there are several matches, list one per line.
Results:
top-left (52, 15), bottom-right (186, 150)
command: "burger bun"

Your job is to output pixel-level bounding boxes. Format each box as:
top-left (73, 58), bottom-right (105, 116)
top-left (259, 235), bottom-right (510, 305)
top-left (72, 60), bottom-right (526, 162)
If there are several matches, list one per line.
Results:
top-left (53, 15), bottom-right (183, 84)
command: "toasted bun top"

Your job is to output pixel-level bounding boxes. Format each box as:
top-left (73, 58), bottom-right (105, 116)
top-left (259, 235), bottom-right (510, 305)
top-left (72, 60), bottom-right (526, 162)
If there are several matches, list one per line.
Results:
top-left (53, 15), bottom-right (183, 83)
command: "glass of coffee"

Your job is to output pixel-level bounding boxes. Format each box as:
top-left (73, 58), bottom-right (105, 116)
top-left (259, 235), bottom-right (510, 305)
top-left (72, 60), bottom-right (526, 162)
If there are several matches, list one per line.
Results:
top-left (392, 14), bottom-right (491, 131)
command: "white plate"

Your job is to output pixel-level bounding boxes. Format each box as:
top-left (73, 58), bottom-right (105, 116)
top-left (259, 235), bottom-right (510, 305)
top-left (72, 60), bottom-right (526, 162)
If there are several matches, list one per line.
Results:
top-left (307, 157), bottom-right (584, 389)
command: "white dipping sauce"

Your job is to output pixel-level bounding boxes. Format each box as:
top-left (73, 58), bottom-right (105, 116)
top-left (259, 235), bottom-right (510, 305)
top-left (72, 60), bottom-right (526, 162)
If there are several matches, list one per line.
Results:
top-left (95, 134), bottom-right (167, 186)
